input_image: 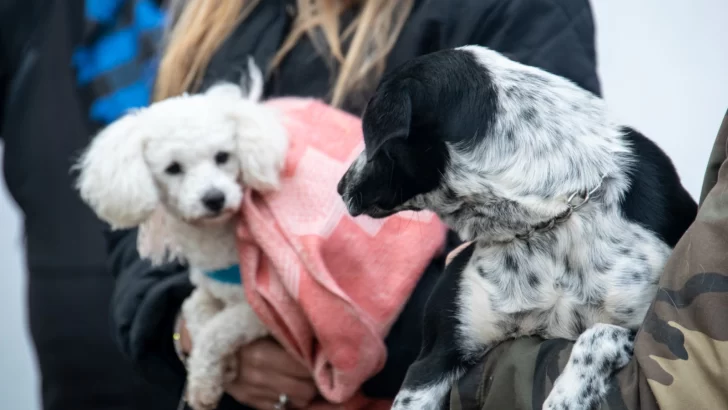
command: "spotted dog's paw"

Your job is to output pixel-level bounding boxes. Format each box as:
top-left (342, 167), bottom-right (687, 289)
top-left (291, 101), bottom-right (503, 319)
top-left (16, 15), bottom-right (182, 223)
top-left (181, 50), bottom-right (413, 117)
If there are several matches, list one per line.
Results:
top-left (391, 385), bottom-right (451, 410)
top-left (543, 324), bottom-right (635, 410)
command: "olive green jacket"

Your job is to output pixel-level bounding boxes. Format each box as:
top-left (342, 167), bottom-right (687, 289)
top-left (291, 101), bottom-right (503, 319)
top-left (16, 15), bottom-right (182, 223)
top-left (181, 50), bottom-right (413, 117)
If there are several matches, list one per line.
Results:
top-left (451, 110), bottom-right (728, 410)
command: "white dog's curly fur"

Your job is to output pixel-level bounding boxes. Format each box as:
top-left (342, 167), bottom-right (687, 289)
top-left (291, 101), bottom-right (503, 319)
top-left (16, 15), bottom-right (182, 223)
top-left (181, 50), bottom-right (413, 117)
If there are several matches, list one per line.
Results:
top-left (75, 59), bottom-right (286, 410)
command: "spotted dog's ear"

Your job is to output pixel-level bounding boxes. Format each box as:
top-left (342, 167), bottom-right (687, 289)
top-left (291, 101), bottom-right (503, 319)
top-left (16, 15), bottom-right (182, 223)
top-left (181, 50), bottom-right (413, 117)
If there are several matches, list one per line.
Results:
top-left (362, 87), bottom-right (412, 161)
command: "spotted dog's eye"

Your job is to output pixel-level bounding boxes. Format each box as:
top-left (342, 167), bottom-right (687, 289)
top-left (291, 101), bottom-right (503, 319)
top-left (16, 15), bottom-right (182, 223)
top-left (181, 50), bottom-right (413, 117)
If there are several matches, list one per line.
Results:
top-left (215, 151), bottom-right (230, 165)
top-left (165, 161), bottom-right (183, 175)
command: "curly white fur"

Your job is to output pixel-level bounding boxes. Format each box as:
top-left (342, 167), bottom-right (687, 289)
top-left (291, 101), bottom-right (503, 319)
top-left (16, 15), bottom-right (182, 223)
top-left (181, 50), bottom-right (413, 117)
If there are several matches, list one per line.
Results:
top-left (75, 59), bottom-right (287, 410)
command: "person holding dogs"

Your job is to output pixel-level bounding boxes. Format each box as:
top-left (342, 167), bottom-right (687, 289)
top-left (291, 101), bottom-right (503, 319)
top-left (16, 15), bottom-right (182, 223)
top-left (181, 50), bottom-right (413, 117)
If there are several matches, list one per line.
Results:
top-left (107, 0), bottom-right (603, 409)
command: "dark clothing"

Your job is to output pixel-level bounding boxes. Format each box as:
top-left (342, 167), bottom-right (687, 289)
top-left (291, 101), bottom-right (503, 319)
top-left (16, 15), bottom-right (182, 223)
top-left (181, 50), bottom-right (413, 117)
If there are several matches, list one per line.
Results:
top-left (450, 110), bottom-right (728, 410)
top-left (104, 0), bottom-right (602, 407)
top-left (0, 1), bottom-right (174, 409)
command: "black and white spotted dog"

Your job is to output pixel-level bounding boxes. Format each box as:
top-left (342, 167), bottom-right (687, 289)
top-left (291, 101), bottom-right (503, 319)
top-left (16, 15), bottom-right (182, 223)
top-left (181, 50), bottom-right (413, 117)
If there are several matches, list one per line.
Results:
top-left (337, 45), bottom-right (697, 410)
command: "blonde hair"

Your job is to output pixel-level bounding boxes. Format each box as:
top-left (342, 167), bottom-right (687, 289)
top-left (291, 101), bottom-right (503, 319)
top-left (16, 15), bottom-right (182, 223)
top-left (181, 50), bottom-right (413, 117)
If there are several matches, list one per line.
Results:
top-left (154, 0), bottom-right (414, 107)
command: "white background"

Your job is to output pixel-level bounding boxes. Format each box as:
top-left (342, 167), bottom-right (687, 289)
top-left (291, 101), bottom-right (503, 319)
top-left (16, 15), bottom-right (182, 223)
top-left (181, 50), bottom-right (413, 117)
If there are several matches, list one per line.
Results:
top-left (0, 1), bottom-right (726, 408)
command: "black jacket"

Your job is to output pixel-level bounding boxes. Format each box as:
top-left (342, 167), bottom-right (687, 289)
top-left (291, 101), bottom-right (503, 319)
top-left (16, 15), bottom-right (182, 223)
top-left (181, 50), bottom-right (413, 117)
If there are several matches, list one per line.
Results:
top-left (0, 1), bottom-right (174, 409)
top-left (107, 0), bottom-right (602, 408)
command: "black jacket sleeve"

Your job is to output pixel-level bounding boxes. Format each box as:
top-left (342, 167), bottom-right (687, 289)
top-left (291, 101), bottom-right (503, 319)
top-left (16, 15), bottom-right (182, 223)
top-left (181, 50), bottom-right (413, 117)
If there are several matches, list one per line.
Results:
top-left (107, 228), bottom-right (192, 394)
top-left (1, 68), bottom-right (6, 139)
top-left (0, 3), bottom-right (9, 139)
top-left (447, 0), bottom-right (601, 96)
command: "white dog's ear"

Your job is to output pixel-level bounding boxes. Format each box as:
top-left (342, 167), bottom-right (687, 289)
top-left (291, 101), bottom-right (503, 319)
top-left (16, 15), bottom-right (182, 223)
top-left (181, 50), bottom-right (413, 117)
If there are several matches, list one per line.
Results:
top-left (74, 112), bottom-right (158, 229)
top-left (228, 103), bottom-right (289, 192)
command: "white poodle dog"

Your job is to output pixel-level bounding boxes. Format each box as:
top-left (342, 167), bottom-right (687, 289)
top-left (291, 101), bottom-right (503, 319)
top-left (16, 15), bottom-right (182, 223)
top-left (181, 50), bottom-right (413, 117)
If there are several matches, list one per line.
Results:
top-left (75, 61), bottom-right (287, 410)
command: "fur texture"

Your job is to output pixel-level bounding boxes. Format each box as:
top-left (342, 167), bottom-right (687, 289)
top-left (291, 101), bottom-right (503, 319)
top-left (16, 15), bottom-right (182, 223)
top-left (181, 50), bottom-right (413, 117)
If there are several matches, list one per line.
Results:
top-left (75, 59), bottom-right (286, 410)
top-left (337, 46), bottom-right (697, 410)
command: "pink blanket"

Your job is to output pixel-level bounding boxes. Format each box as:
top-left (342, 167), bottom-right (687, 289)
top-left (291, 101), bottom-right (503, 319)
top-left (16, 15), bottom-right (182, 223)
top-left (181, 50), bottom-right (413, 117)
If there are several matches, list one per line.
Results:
top-left (236, 98), bottom-right (447, 408)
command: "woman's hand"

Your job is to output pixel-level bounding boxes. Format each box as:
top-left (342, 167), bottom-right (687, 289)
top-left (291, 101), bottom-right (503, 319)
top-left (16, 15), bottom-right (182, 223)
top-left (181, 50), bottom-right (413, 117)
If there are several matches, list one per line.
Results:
top-left (178, 319), bottom-right (319, 409)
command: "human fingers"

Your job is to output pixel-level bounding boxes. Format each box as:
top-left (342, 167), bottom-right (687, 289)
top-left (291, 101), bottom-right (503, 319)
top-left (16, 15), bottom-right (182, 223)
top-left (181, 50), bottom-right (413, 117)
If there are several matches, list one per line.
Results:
top-left (224, 384), bottom-right (284, 410)
top-left (233, 364), bottom-right (318, 408)
top-left (240, 338), bottom-right (311, 379)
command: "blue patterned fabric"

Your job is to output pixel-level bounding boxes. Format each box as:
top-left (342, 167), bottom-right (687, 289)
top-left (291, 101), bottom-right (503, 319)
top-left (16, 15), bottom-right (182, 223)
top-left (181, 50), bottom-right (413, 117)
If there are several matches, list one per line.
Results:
top-left (204, 264), bottom-right (243, 285)
top-left (72, 0), bottom-right (166, 124)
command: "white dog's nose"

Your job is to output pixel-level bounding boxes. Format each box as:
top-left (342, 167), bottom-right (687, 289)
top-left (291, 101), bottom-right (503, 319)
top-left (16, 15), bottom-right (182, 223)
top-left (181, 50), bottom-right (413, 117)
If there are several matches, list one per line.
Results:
top-left (202, 189), bottom-right (226, 213)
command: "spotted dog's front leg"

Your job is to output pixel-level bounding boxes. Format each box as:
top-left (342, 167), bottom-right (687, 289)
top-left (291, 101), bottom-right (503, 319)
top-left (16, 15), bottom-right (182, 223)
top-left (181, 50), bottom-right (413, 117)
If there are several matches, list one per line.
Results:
top-left (393, 243), bottom-right (497, 410)
top-left (543, 324), bottom-right (635, 410)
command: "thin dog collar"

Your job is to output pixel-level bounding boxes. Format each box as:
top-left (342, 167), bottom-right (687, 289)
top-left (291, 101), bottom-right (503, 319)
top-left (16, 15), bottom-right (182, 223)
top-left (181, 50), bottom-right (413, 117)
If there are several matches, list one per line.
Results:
top-left (512, 174), bottom-right (608, 241)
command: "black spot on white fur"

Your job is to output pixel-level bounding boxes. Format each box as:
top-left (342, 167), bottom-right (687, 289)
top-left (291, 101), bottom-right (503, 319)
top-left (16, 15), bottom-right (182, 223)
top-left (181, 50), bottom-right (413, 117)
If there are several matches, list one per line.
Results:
top-left (338, 46), bottom-right (696, 410)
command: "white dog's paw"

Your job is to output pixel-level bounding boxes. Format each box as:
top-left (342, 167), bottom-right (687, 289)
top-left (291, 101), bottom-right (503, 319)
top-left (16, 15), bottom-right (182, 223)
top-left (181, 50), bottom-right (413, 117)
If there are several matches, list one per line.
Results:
top-left (186, 373), bottom-right (224, 410)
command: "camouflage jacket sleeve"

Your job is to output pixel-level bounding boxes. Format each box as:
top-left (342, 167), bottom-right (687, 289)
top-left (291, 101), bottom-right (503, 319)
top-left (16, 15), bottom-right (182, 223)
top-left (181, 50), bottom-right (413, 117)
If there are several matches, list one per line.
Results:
top-left (450, 109), bottom-right (728, 410)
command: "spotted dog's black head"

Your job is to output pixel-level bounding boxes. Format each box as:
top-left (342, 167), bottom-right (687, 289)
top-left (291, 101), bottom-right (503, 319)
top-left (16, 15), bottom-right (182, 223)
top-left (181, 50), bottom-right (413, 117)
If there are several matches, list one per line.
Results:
top-left (338, 46), bottom-right (647, 242)
top-left (336, 48), bottom-right (498, 219)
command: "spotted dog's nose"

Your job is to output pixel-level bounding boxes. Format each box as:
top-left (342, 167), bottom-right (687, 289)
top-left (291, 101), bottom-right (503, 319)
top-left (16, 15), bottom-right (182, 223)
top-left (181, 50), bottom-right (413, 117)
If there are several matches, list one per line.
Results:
top-left (336, 173), bottom-right (347, 196)
top-left (202, 189), bottom-right (226, 213)
top-left (337, 172), bottom-right (363, 216)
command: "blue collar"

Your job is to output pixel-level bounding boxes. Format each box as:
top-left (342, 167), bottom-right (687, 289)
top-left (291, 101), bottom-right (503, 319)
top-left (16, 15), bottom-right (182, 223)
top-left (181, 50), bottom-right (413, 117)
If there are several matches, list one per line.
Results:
top-left (204, 264), bottom-right (242, 284)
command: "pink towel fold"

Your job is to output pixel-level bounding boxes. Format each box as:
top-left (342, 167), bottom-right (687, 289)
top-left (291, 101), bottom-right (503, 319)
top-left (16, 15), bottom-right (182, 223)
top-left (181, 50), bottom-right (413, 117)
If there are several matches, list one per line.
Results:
top-left (236, 98), bottom-right (447, 408)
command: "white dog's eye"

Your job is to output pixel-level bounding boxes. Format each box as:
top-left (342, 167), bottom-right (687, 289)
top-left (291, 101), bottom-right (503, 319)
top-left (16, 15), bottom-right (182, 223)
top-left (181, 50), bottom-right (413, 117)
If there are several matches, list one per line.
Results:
top-left (165, 161), bottom-right (183, 175)
top-left (215, 151), bottom-right (230, 165)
